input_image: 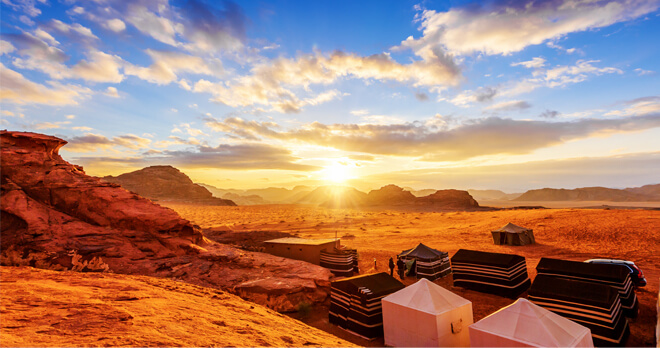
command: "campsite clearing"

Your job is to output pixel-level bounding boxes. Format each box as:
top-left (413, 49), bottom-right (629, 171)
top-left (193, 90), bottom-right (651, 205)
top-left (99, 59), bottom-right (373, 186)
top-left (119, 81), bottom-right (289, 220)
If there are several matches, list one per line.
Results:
top-left (165, 204), bottom-right (660, 347)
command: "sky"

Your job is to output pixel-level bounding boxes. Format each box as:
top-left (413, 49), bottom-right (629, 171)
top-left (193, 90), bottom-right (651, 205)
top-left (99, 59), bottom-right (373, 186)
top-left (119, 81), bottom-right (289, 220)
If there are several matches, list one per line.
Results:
top-left (1, 0), bottom-right (659, 192)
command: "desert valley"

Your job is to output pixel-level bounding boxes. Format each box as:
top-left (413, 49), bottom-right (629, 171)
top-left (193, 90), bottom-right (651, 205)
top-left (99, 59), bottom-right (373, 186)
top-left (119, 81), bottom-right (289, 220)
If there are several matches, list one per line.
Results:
top-left (1, 130), bottom-right (659, 347)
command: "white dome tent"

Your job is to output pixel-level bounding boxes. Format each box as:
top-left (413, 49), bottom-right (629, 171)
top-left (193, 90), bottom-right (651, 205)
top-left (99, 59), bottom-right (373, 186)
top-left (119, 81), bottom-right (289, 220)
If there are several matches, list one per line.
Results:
top-left (469, 298), bottom-right (593, 347)
top-left (382, 278), bottom-right (473, 347)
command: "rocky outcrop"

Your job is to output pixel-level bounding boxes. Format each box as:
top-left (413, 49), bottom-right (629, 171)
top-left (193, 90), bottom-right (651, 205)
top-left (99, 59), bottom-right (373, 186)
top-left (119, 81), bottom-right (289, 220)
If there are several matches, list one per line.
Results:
top-left (103, 166), bottom-right (236, 206)
top-left (366, 184), bottom-right (416, 205)
top-left (0, 131), bottom-right (332, 312)
top-left (417, 189), bottom-right (480, 209)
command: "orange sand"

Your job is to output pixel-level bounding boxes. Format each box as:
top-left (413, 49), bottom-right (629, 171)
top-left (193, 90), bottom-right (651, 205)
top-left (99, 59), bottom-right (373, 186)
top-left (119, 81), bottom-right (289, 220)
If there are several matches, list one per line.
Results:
top-left (166, 204), bottom-right (660, 347)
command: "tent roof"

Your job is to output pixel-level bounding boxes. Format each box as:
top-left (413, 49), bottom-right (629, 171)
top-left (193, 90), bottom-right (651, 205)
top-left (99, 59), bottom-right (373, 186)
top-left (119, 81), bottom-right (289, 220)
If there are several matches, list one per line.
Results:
top-left (399, 243), bottom-right (447, 260)
top-left (332, 272), bottom-right (405, 297)
top-left (451, 249), bottom-right (525, 268)
top-left (492, 223), bottom-right (532, 233)
top-left (382, 278), bottom-right (471, 315)
top-left (264, 237), bottom-right (338, 245)
top-left (470, 298), bottom-right (591, 347)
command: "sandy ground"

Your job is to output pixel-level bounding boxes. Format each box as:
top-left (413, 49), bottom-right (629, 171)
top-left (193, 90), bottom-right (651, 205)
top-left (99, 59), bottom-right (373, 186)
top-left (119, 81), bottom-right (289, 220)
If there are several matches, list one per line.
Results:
top-left (0, 266), bottom-right (356, 347)
top-left (166, 203), bottom-right (660, 347)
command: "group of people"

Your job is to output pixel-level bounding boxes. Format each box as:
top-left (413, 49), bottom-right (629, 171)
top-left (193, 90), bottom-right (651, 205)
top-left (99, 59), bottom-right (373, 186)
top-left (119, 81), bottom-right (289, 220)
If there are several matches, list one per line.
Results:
top-left (388, 256), bottom-right (406, 280)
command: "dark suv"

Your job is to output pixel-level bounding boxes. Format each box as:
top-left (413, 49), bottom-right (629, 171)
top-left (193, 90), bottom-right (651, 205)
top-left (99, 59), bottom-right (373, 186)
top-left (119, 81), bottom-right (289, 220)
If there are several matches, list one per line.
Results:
top-left (585, 259), bottom-right (647, 287)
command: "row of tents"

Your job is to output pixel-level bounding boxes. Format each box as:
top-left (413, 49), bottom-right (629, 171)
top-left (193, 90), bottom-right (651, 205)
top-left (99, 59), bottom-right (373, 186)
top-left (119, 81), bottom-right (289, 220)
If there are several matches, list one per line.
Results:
top-left (328, 247), bottom-right (639, 347)
top-left (318, 223), bottom-right (535, 278)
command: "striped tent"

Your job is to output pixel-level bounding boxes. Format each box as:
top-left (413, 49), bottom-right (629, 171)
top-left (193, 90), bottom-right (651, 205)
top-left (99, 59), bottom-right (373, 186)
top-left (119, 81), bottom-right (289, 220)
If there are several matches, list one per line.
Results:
top-left (529, 274), bottom-right (629, 347)
top-left (320, 248), bottom-right (357, 277)
top-left (536, 258), bottom-right (638, 317)
top-left (398, 243), bottom-right (451, 281)
top-left (451, 249), bottom-right (531, 298)
top-left (329, 272), bottom-right (405, 340)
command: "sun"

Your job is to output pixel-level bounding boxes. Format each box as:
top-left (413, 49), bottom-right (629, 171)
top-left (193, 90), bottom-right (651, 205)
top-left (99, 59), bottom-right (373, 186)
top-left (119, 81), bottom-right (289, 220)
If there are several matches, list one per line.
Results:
top-left (321, 161), bottom-right (354, 184)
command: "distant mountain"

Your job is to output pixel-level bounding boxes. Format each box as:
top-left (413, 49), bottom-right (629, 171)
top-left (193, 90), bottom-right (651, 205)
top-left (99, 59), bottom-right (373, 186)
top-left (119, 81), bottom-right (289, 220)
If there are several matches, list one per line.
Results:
top-left (245, 186), bottom-right (313, 203)
top-left (418, 189), bottom-right (480, 209)
top-left (625, 183), bottom-right (660, 199)
top-left (102, 166), bottom-right (236, 206)
top-left (468, 189), bottom-right (522, 201)
top-left (198, 184), bottom-right (270, 205)
top-left (367, 184), bottom-right (416, 205)
top-left (316, 184), bottom-right (480, 210)
top-left (514, 186), bottom-right (659, 202)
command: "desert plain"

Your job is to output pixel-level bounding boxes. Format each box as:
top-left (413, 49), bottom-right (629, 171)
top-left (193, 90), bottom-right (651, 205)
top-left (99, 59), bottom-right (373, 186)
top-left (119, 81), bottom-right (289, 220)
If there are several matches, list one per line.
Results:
top-left (165, 203), bottom-right (660, 347)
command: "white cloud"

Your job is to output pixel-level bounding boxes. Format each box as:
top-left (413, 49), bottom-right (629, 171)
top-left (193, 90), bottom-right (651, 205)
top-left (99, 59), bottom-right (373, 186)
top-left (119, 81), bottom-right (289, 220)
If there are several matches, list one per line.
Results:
top-left (634, 68), bottom-right (655, 76)
top-left (350, 109), bottom-right (369, 116)
top-left (398, 1), bottom-right (659, 56)
top-left (70, 50), bottom-right (124, 83)
top-left (484, 100), bottom-right (532, 112)
top-left (104, 86), bottom-right (119, 98)
top-left (19, 15), bottom-right (35, 26)
top-left (51, 19), bottom-right (98, 40)
top-left (104, 18), bottom-right (126, 33)
top-left (125, 4), bottom-right (182, 46)
top-left (605, 96), bottom-right (660, 117)
top-left (65, 114), bottom-right (75, 119)
top-left (511, 57), bottom-right (546, 69)
top-left (0, 63), bottom-right (92, 106)
top-left (124, 49), bottom-right (214, 85)
top-left (0, 40), bottom-right (16, 55)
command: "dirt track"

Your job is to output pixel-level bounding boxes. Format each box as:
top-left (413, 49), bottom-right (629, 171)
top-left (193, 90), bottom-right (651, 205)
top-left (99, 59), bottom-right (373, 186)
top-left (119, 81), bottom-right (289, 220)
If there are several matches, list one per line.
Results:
top-left (167, 203), bottom-right (660, 347)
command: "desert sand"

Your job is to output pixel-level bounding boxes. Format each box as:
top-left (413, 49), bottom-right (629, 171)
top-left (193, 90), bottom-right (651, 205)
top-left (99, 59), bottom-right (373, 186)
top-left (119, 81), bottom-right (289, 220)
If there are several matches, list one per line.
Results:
top-left (0, 266), bottom-right (355, 347)
top-left (165, 203), bottom-right (660, 347)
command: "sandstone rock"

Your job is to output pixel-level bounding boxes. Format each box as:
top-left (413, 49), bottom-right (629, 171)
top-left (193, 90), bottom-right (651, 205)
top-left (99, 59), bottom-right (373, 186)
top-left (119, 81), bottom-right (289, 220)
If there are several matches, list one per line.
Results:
top-left (102, 165), bottom-right (236, 206)
top-left (366, 184), bottom-right (416, 205)
top-left (0, 130), bottom-right (332, 312)
top-left (418, 189), bottom-right (480, 209)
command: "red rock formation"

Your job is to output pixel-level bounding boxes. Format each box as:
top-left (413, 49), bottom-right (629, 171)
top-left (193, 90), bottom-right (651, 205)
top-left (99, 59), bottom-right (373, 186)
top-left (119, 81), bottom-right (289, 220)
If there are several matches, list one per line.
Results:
top-left (103, 166), bottom-right (236, 206)
top-left (417, 189), bottom-right (480, 209)
top-left (0, 130), bottom-right (332, 312)
top-left (366, 184), bottom-right (416, 205)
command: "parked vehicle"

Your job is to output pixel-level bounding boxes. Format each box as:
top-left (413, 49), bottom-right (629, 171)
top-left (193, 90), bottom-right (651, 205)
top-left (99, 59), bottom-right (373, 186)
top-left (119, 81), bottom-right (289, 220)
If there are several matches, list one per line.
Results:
top-left (584, 259), bottom-right (646, 287)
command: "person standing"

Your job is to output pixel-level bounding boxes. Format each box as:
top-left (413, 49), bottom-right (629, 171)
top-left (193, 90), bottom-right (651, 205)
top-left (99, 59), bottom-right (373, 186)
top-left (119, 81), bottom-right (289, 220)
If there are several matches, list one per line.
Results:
top-left (388, 257), bottom-right (395, 277)
top-left (397, 257), bottom-right (405, 280)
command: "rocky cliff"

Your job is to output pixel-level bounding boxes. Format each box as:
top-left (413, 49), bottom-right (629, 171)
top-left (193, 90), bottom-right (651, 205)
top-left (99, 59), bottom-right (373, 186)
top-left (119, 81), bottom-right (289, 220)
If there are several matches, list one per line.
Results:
top-left (103, 166), bottom-right (236, 206)
top-left (0, 131), bottom-right (332, 312)
top-left (417, 189), bottom-right (480, 209)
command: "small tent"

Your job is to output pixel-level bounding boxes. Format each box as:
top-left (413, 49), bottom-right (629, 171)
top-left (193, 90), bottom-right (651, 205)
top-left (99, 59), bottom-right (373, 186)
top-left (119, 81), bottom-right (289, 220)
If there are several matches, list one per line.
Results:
top-left (469, 298), bottom-right (593, 347)
top-left (491, 223), bottom-right (535, 246)
top-left (398, 243), bottom-right (452, 280)
top-left (320, 248), bottom-right (358, 277)
top-left (382, 278), bottom-right (473, 347)
top-left (536, 257), bottom-right (637, 317)
top-left (451, 249), bottom-right (531, 298)
top-left (529, 274), bottom-right (629, 347)
top-left (329, 272), bottom-right (405, 340)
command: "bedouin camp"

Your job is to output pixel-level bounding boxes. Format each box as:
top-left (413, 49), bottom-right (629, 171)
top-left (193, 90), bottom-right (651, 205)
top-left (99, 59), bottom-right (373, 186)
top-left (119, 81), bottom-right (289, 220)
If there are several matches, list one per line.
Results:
top-left (491, 223), bottom-right (535, 246)
top-left (328, 272), bottom-right (405, 340)
top-left (469, 298), bottom-right (594, 347)
top-left (451, 249), bottom-right (531, 298)
top-left (397, 243), bottom-right (452, 281)
top-left (382, 278), bottom-right (472, 347)
top-left (529, 274), bottom-right (629, 347)
top-left (320, 248), bottom-right (358, 277)
top-left (536, 257), bottom-right (638, 317)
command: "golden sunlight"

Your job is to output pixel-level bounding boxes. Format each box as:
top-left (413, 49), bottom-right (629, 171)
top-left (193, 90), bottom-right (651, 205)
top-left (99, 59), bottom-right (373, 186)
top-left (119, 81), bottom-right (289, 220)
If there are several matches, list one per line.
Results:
top-left (320, 161), bottom-right (354, 184)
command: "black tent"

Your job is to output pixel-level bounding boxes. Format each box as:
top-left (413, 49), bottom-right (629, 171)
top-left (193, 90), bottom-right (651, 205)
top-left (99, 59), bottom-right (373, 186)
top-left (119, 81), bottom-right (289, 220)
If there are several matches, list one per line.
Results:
top-left (398, 243), bottom-right (451, 281)
top-left (329, 272), bottom-right (405, 340)
top-left (450, 249), bottom-right (531, 298)
top-left (320, 248), bottom-right (357, 277)
top-left (491, 223), bottom-right (535, 246)
top-left (529, 274), bottom-right (629, 347)
top-left (536, 257), bottom-right (638, 317)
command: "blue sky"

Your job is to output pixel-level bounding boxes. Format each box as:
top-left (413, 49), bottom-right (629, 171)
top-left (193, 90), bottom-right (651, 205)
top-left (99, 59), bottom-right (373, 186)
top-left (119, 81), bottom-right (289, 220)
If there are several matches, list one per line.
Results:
top-left (1, 0), bottom-right (659, 192)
